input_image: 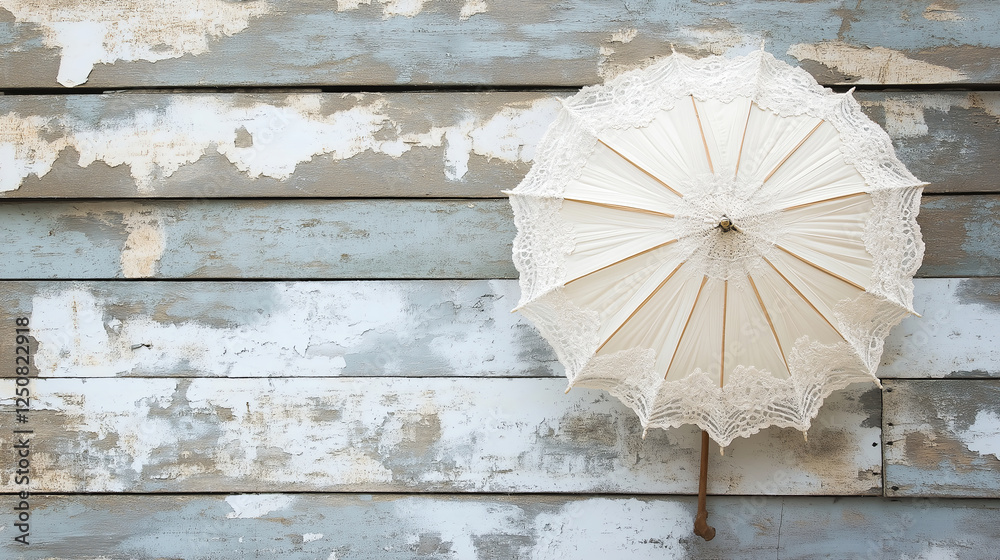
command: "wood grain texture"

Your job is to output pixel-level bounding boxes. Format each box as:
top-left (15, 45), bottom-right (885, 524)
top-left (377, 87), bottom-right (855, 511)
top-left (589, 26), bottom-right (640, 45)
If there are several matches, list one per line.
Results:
top-left (0, 378), bottom-right (882, 495)
top-left (0, 92), bottom-right (996, 198)
top-left (881, 278), bottom-right (1000, 379)
top-left (0, 196), bottom-right (995, 279)
top-left (2, 0), bottom-right (999, 88)
top-left (0, 278), bottom-right (991, 380)
top-left (0, 199), bottom-right (515, 280)
top-left (0, 280), bottom-right (560, 379)
top-left (884, 379), bottom-right (1000, 498)
top-left (2, 495), bottom-right (997, 559)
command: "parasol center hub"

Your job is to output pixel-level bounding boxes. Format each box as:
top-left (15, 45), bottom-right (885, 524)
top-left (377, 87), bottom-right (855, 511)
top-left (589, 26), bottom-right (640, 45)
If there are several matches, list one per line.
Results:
top-left (718, 216), bottom-right (736, 233)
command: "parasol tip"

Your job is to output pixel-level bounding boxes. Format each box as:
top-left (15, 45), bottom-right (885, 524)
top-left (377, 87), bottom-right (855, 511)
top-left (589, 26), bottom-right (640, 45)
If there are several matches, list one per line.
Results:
top-left (803, 431), bottom-right (808, 443)
top-left (759, 38), bottom-right (766, 51)
top-left (642, 427), bottom-right (648, 439)
top-left (719, 446), bottom-right (725, 457)
top-left (564, 386), bottom-right (572, 394)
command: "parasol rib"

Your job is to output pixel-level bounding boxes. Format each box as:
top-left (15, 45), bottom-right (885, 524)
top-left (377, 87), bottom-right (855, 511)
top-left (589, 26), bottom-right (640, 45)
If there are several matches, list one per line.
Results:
top-left (565, 239), bottom-right (678, 285)
top-left (747, 273), bottom-right (791, 375)
top-left (774, 244), bottom-right (866, 291)
top-left (762, 120), bottom-right (824, 184)
top-left (595, 261), bottom-right (686, 353)
top-left (691, 96), bottom-right (715, 174)
top-left (781, 191), bottom-right (868, 212)
top-left (664, 275), bottom-right (709, 379)
top-left (563, 197), bottom-right (675, 218)
top-left (762, 256), bottom-right (848, 342)
top-left (733, 102), bottom-right (754, 179)
top-left (720, 280), bottom-right (728, 387)
top-left (597, 139), bottom-right (684, 198)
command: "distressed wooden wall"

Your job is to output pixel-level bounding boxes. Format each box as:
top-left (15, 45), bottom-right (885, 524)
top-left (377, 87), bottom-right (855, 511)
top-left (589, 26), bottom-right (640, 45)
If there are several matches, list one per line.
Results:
top-left (1, 1), bottom-right (999, 558)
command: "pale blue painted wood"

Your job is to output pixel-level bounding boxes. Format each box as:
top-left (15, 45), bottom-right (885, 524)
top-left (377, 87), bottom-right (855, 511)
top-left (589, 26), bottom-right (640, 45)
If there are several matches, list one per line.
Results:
top-left (884, 380), bottom-right (1000, 498)
top-left (0, 378), bottom-right (881, 495)
top-left (1, 1), bottom-right (998, 88)
top-left (3, 494), bottom-right (997, 559)
top-left (0, 197), bottom-right (993, 278)
top-left (0, 200), bottom-right (515, 279)
top-left (1, 92), bottom-right (996, 199)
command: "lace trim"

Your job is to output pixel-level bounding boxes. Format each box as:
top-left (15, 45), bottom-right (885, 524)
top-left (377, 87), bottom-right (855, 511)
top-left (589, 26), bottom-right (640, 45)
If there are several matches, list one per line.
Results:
top-left (508, 50), bottom-right (923, 445)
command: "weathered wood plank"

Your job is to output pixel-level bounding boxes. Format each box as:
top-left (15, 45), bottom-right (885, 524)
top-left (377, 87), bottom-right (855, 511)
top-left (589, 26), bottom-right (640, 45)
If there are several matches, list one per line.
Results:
top-left (2, 1), bottom-right (998, 88)
top-left (881, 278), bottom-right (1000, 379)
top-left (0, 280), bottom-right (560, 379)
top-left (918, 195), bottom-right (1000, 277)
top-left (0, 378), bottom-right (882, 494)
top-left (1, 494), bottom-right (996, 559)
top-left (0, 196), bottom-right (996, 279)
top-left (884, 379), bottom-right (1000, 498)
top-left (0, 92), bottom-right (996, 198)
top-left (0, 278), bottom-right (991, 380)
top-left (0, 199), bottom-right (515, 279)
top-left (0, 92), bottom-right (557, 198)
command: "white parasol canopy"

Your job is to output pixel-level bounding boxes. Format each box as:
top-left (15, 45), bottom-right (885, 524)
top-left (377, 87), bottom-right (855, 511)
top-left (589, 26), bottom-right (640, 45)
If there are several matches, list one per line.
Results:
top-left (507, 50), bottom-right (924, 448)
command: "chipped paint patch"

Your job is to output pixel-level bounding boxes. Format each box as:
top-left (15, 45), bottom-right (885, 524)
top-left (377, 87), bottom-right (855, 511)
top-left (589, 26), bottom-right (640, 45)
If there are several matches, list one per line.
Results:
top-left (958, 410), bottom-right (1000, 461)
top-left (0, 113), bottom-right (68, 192)
top-left (336, 0), bottom-right (428, 18)
top-left (302, 533), bottom-right (324, 543)
top-left (459, 0), bottom-right (487, 20)
top-left (531, 499), bottom-right (689, 559)
top-left (610, 28), bottom-right (637, 44)
top-left (120, 207), bottom-right (165, 278)
top-left (902, 545), bottom-right (961, 560)
top-left (859, 93), bottom-right (998, 139)
top-left (225, 494), bottom-right (296, 519)
top-left (923, 2), bottom-right (963, 22)
top-left (27, 281), bottom-right (545, 380)
top-left (0, 0), bottom-right (270, 87)
top-left (787, 42), bottom-right (966, 84)
top-left (0, 95), bottom-right (559, 192)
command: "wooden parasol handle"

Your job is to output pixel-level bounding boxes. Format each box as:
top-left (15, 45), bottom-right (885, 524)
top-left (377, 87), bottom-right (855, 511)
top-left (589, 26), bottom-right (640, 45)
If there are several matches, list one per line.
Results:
top-left (693, 430), bottom-right (716, 541)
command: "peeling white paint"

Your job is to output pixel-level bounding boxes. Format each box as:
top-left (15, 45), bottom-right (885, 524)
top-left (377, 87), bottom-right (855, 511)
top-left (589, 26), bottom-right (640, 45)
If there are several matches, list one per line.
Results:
top-left (610, 28), bottom-right (637, 44)
top-left (5, 378), bottom-right (877, 493)
top-left (0, 113), bottom-right (68, 192)
top-left (0, 0), bottom-right (271, 87)
top-left (531, 499), bottom-right (689, 559)
top-left (787, 42), bottom-right (967, 84)
top-left (860, 93), bottom-right (1000, 139)
top-left (302, 533), bottom-right (324, 543)
top-left (902, 545), bottom-right (961, 560)
top-left (394, 499), bottom-right (526, 558)
top-left (30, 282), bottom-right (543, 380)
top-left (225, 494), bottom-right (296, 519)
top-left (120, 207), bottom-right (165, 278)
top-left (335, 0), bottom-right (428, 19)
top-left (0, 95), bottom-right (559, 192)
top-left (459, 0), bottom-right (488, 20)
top-left (958, 410), bottom-right (1000, 461)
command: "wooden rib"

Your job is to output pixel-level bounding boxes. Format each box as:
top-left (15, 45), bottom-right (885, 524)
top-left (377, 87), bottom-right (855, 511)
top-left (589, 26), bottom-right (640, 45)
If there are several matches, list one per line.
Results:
top-left (595, 261), bottom-right (686, 353)
top-left (597, 139), bottom-right (683, 198)
top-left (691, 95), bottom-right (715, 174)
top-left (781, 191), bottom-right (869, 212)
top-left (775, 244), bottom-right (866, 291)
top-left (762, 255), bottom-right (847, 342)
top-left (734, 101), bottom-right (753, 179)
top-left (565, 239), bottom-right (678, 285)
top-left (563, 198), bottom-right (674, 218)
top-left (664, 275), bottom-right (709, 380)
top-left (720, 280), bottom-right (728, 388)
top-left (747, 273), bottom-right (790, 375)
top-left (762, 120), bottom-right (824, 185)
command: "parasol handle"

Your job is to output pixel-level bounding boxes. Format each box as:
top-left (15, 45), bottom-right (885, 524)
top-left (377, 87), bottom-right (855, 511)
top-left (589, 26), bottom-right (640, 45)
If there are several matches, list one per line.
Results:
top-left (693, 430), bottom-right (716, 541)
